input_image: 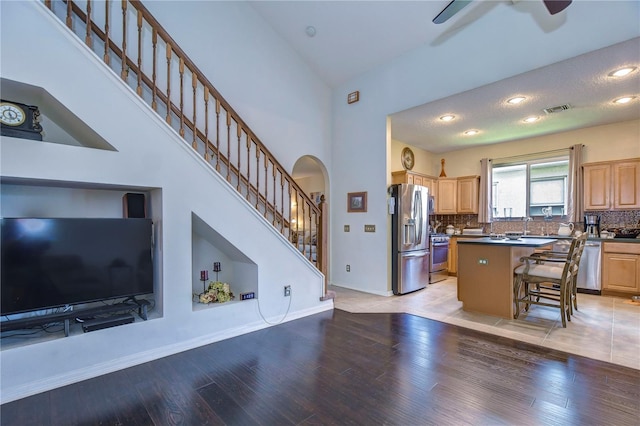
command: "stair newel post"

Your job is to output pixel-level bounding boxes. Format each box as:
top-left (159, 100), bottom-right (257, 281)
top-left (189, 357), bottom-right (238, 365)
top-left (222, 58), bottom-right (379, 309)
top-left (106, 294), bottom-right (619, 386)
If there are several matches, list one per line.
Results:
top-left (85, 0), bottom-right (93, 48)
top-left (192, 73), bottom-right (198, 150)
top-left (104, 0), bottom-right (111, 65)
top-left (120, 0), bottom-right (127, 80)
top-left (215, 99), bottom-right (221, 171)
top-left (165, 43), bottom-right (172, 125)
top-left (178, 58), bottom-right (185, 137)
top-left (203, 87), bottom-right (210, 161)
top-left (136, 9), bottom-right (143, 96)
top-left (318, 195), bottom-right (328, 289)
top-left (150, 28), bottom-right (157, 109)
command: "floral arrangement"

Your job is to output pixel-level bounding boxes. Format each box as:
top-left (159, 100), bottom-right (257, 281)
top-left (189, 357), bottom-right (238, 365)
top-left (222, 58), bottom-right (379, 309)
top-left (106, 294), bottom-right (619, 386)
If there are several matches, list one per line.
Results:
top-left (199, 281), bottom-right (234, 304)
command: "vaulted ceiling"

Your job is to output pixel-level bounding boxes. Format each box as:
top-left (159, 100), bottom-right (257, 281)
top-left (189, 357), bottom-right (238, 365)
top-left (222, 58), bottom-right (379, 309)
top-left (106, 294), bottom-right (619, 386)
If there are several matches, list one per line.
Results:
top-left (249, 1), bottom-right (640, 153)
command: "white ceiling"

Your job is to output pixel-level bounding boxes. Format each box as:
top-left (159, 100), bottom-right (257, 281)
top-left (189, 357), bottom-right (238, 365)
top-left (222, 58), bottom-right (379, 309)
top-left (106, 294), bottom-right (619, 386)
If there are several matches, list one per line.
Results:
top-left (249, 1), bottom-right (640, 154)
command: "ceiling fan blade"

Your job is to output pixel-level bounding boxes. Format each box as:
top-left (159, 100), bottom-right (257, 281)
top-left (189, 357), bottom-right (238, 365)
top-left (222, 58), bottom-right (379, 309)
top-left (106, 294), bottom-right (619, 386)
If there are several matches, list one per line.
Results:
top-left (543, 0), bottom-right (572, 15)
top-left (433, 0), bottom-right (473, 24)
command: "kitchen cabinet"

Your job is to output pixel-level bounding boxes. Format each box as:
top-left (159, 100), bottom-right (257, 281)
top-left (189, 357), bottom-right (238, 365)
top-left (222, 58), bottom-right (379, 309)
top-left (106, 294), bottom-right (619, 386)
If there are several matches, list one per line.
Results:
top-left (436, 178), bottom-right (457, 214)
top-left (584, 159), bottom-right (640, 210)
top-left (457, 176), bottom-right (480, 214)
top-left (448, 237), bottom-right (457, 275)
top-left (436, 176), bottom-right (479, 214)
top-left (602, 242), bottom-right (640, 295)
top-left (391, 171), bottom-right (436, 196)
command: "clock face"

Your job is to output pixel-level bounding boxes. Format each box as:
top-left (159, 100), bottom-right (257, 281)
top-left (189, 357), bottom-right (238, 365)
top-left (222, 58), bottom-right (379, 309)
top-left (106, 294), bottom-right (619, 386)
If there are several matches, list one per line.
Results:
top-left (0, 102), bottom-right (26, 127)
top-left (401, 147), bottom-right (415, 170)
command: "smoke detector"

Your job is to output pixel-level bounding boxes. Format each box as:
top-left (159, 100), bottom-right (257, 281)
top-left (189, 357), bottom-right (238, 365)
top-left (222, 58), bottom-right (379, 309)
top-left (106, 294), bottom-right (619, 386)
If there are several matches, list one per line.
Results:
top-left (543, 104), bottom-right (572, 114)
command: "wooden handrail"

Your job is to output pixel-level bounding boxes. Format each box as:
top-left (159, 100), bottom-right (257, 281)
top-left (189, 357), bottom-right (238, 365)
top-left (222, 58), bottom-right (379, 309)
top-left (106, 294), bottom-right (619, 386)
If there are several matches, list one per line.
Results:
top-left (44, 0), bottom-right (327, 284)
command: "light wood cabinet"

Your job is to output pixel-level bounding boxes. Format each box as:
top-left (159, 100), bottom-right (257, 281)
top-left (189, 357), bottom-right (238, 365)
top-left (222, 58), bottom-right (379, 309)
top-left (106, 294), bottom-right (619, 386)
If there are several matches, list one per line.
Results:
top-left (613, 161), bottom-right (640, 209)
top-left (584, 159), bottom-right (640, 210)
top-left (436, 178), bottom-right (457, 214)
top-left (457, 176), bottom-right (479, 214)
top-left (602, 242), bottom-right (640, 295)
top-left (391, 171), bottom-right (436, 195)
top-left (448, 237), bottom-right (458, 275)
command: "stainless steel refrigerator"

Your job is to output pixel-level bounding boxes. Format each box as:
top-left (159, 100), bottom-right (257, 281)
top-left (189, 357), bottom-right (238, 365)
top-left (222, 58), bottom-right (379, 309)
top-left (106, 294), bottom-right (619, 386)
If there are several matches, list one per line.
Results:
top-left (390, 183), bottom-right (430, 295)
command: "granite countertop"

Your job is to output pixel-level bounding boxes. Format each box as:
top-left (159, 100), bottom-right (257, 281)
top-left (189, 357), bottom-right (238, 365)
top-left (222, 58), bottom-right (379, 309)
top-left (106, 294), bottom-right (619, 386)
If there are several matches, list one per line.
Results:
top-left (451, 234), bottom-right (640, 243)
top-left (456, 237), bottom-right (557, 247)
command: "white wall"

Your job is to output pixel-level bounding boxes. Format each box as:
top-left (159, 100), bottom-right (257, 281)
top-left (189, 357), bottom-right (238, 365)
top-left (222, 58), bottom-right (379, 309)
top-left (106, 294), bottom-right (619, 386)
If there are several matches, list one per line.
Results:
top-left (330, 1), bottom-right (640, 295)
top-left (0, 1), bottom-right (331, 403)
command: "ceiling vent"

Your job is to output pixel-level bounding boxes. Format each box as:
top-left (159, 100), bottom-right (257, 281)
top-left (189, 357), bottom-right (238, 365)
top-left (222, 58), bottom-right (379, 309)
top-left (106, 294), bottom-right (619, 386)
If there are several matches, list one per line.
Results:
top-left (543, 104), bottom-right (572, 114)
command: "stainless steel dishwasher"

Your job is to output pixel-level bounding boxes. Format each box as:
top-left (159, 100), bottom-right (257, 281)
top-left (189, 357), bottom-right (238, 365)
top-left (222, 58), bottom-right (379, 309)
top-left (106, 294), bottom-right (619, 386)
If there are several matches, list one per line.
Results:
top-left (552, 239), bottom-right (601, 294)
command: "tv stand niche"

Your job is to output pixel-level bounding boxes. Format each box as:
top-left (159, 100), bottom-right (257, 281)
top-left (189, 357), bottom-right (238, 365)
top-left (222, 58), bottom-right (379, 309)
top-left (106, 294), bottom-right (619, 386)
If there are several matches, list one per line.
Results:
top-left (1, 298), bottom-right (151, 337)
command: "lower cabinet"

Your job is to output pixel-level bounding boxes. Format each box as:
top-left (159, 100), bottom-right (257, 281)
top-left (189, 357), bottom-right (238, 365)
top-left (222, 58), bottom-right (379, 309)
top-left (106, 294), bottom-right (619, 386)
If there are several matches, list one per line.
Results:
top-left (602, 242), bottom-right (640, 295)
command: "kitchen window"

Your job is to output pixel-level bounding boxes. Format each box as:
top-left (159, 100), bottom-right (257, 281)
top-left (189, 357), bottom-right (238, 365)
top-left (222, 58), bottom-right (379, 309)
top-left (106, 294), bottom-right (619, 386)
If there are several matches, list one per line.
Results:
top-left (492, 157), bottom-right (569, 219)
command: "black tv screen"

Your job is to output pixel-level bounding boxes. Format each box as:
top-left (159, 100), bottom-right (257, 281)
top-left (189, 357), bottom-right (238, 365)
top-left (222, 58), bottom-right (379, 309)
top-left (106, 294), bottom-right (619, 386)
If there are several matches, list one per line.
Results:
top-left (1, 218), bottom-right (154, 316)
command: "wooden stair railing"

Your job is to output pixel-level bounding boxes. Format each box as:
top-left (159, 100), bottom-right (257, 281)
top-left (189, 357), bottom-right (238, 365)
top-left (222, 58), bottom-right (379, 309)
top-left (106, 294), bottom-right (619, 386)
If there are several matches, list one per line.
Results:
top-left (42, 0), bottom-right (328, 292)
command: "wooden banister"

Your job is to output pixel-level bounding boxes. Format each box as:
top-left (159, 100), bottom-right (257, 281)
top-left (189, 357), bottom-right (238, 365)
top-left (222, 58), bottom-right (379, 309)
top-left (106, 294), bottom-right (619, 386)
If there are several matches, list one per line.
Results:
top-left (45, 0), bottom-right (326, 278)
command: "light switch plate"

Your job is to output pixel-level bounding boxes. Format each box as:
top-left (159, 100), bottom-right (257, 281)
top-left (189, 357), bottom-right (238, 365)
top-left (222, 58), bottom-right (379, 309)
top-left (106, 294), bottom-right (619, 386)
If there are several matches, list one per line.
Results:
top-left (364, 224), bottom-right (376, 232)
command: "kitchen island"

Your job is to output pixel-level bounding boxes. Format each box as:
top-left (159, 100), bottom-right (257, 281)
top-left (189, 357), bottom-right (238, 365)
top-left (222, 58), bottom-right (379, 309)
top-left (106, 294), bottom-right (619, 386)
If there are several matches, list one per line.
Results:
top-left (457, 237), bottom-right (557, 319)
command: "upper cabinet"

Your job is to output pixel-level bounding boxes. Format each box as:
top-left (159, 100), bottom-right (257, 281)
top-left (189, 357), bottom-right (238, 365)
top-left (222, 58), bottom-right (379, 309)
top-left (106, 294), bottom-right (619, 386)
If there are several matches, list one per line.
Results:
top-left (392, 171), bottom-right (480, 214)
top-left (391, 171), bottom-right (437, 197)
top-left (584, 159), bottom-right (640, 210)
top-left (456, 176), bottom-right (480, 214)
top-left (435, 176), bottom-right (479, 214)
top-left (436, 178), bottom-right (457, 214)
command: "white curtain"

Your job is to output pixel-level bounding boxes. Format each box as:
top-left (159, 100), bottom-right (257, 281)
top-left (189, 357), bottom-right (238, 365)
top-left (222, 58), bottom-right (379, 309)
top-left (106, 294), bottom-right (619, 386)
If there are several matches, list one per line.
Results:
top-left (567, 144), bottom-right (584, 223)
top-left (479, 158), bottom-right (492, 223)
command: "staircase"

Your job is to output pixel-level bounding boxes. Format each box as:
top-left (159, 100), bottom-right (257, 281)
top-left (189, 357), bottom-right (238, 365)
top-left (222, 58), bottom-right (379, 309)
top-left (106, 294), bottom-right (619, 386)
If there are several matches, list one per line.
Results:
top-left (42, 0), bottom-right (327, 288)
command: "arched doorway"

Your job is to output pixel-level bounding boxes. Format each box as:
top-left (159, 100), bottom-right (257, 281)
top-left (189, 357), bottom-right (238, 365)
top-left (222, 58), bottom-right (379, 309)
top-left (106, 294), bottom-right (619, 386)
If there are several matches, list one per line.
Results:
top-left (291, 156), bottom-right (330, 290)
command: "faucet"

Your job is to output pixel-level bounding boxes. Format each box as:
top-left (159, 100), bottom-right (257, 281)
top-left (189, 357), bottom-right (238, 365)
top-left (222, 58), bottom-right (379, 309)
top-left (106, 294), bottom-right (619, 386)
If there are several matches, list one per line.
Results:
top-left (523, 217), bottom-right (533, 235)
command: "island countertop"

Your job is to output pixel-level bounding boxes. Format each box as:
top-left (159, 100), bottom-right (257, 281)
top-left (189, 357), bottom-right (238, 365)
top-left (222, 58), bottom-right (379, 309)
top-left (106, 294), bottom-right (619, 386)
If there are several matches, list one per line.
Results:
top-left (457, 237), bottom-right (557, 247)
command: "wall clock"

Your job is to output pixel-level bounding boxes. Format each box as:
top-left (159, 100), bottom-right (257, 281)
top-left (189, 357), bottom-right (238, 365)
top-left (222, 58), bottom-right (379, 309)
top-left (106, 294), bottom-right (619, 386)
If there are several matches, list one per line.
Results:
top-left (0, 100), bottom-right (43, 141)
top-left (401, 147), bottom-right (415, 170)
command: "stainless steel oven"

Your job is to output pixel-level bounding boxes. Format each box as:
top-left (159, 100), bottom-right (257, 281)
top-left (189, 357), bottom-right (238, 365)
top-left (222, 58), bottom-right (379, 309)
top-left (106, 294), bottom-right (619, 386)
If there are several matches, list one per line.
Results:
top-left (429, 234), bottom-right (450, 283)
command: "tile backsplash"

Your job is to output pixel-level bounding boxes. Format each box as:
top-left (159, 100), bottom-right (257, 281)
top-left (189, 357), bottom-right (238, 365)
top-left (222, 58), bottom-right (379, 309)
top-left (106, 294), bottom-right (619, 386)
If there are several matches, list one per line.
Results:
top-left (433, 210), bottom-right (640, 235)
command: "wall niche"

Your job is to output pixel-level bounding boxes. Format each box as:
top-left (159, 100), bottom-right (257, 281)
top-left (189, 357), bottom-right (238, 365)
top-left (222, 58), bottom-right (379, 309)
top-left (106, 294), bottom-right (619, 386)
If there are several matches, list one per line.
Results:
top-left (191, 213), bottom-right (258, 311)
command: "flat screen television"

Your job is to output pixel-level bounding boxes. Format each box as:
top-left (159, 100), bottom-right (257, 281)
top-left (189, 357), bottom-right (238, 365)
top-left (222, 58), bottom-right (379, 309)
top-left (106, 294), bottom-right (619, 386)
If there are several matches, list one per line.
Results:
top-left (1, 218), bottom-right (154, 316)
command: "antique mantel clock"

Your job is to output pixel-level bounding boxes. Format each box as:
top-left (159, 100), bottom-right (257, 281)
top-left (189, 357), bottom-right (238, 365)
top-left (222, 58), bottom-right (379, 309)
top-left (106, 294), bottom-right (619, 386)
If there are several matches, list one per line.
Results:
top-left (0, 100), bottom-right (43, 141)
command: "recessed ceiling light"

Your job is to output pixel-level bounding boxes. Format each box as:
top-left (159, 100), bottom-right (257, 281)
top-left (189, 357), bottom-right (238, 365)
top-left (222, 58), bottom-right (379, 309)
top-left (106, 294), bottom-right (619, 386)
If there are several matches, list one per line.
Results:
top-left (523, 116), bottom-right (540, 123)
top-left (464, 129), bottom-right (479, 136)
top-left (613, 96), bottom-right (636, 104)
top-left (439, 114), bottom-right (455, 122)
top-left (609, 67), bottom-right (637, 77)
top-left (507, 96), bottom-right (526, 105)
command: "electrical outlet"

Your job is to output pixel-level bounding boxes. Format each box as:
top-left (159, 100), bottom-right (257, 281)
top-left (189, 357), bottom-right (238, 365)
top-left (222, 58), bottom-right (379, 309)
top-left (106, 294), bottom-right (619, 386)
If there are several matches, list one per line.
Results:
top-left (284, 285), bottom-right (291, 297)
top-left (346, 264), bottom-right (350, 272)
top-left (344, 225), bottom-right (350, 232)
top-left (364, 224), bottom-right (375, 232)
top-left (478, 259), bottom-right (489, 265)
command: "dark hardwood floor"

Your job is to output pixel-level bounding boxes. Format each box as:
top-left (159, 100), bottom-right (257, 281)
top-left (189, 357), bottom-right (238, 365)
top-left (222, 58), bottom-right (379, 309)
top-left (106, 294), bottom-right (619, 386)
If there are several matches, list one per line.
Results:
top-left (2, 309), bottom-right (639, 425)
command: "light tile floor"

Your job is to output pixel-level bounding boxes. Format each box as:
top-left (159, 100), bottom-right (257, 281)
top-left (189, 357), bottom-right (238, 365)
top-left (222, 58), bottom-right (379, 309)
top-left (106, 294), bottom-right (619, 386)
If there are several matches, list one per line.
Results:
top-left (330, 278), bottom-right (640, 370)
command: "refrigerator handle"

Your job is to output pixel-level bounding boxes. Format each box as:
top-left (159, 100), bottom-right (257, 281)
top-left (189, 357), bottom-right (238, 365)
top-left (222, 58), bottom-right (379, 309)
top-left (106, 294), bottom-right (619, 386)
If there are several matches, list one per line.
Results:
top-left (414, 191), bottom-right (423, 245)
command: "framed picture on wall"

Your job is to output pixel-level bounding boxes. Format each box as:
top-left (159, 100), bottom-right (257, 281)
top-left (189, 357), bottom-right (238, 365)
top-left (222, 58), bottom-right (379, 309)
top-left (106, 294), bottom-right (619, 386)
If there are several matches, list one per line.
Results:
top-left (347, 192), bottom-right (367, 213)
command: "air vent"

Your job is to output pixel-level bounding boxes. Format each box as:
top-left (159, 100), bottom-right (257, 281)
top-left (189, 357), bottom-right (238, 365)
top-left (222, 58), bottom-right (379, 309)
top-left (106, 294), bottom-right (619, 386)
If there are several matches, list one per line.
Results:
top-left (543, 104), bottom-right (572, 114)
